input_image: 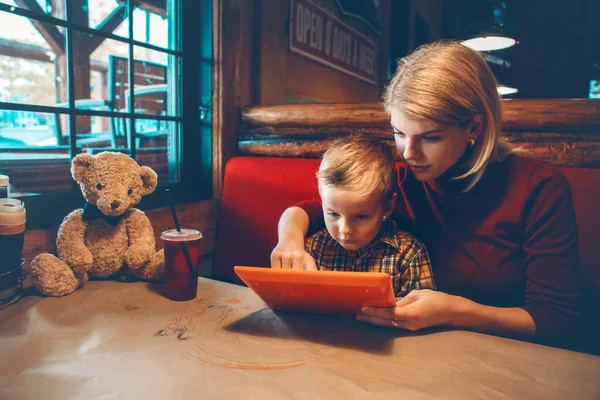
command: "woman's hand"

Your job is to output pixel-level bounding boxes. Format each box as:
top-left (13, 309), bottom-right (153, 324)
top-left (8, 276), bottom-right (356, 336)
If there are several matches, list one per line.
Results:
top-left (270, 239), bottom-right (317, 270)
top-left (357, 289), bottom-right (460, 331)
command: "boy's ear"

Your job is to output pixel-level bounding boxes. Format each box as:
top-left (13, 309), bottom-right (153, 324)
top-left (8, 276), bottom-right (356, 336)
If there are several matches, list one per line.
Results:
top-left (384, 193), bottom-right (397, 218)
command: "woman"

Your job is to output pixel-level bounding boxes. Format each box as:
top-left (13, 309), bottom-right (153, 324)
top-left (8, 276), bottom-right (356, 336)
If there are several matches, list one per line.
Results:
top-left (270, 41), bottom-right (582, 347)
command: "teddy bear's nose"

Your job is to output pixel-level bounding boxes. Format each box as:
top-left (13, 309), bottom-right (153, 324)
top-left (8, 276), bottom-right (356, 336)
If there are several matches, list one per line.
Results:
top-left (111, 200), bottom-right (120, 210)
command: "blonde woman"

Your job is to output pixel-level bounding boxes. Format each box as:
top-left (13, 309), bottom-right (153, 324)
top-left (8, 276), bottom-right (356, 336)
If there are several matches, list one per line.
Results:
top-left (270, 41), bottom-right (582, 348)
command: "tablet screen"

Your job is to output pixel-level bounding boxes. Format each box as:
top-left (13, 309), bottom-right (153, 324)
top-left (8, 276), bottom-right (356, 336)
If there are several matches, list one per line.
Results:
top-left (234, 266), bottom-right (396, 316)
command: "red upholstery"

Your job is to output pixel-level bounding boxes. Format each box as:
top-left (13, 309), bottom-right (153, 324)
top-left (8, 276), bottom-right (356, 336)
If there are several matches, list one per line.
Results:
top-left (214, 157), bottom-right (599, 352)
top-left (214, 157), bottom-right (321, 282)
top-left (560, 167), bottom-right (600, 354)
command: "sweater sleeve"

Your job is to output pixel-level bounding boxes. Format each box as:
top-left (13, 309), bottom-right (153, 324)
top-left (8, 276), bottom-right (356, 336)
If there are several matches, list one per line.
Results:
top-left (520, 163), bottom-right (583, 346)
top-left (294, 198), bottom-right (325, 237)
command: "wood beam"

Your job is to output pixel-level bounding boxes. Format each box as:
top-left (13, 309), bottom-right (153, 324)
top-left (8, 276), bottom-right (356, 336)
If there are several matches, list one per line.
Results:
top-left (85, 5), bottom-right (128, 54)
top-left (0, 37), bottom-right (53, 63)
top-left (0, 38), bottom-right (108, 73)
top-left (14, 0), bottom-right (65, 55)
top-left (241, 100), bottom-right (600, 132)
top-left (117, 0), bottom-right (166, 18)
top-left (136, 0), bottom-right (166, 18)
top-left (238, 100), bottom-right (600, 168)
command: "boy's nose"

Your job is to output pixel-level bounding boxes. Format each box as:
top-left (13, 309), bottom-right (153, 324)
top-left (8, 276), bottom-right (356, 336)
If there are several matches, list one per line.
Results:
top-left (339, 220), bottom-right (352, 235)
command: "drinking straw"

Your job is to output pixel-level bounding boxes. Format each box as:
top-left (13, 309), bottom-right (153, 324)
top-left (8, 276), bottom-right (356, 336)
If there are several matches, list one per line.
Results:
top-left (166, 189), bottom-right (196, 277)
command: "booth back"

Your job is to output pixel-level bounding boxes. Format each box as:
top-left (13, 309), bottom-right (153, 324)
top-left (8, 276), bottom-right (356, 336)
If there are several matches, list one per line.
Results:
top-left (214, 100), bottom-right (600, 354)
top-left (214, 156), bottom-right (600, 354)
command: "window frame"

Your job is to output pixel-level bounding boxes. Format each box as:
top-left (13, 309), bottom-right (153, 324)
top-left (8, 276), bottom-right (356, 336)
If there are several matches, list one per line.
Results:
top-left (0, 0), bottom-right (212, 230)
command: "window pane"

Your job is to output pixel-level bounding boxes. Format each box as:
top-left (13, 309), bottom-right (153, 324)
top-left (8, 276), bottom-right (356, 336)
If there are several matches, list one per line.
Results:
top-left (0, 111), bottom-right (71, 195)
top-left (0, 110), bottom-right (62, 147)
top-left (135, 118), bottom-right (177, 184)
top-left (75, 114), bottom-right (128, 151)
top-left (88, 0), bottom-right (129, 39)
top-left (132, 0), bottom-right (174, 50)
top-left (132, 45), bottom-right (177, 117)
top-left (73, 33), bottom-right (129, 113)
top-left (0, 0), bottom-right (63, 19)
top-left (0, 10), bottom-right (65, 106)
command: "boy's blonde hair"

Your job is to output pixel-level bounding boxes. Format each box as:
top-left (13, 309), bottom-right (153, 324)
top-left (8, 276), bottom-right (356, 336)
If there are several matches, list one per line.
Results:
top-left (318, 134), bottom-right (396, 204)
top-left (383, 40), bottom-right (515, 191)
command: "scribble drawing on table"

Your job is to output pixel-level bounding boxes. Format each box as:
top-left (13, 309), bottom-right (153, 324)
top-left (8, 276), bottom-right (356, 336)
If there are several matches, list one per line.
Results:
top-left (154, 316), bottom-right (195, 340)
top-left (187, 345), bottom-right (306, 371)
top-left (153, 298), bottom-right (264, 340)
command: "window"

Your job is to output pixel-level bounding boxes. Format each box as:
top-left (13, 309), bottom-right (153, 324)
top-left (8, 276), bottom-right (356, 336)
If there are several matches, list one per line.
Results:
top-left (0, 0), bottom-right (211, 229)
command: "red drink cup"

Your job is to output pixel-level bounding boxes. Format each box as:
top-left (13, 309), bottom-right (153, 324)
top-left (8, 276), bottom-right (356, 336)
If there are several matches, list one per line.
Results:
top-left (162, 229), bottom-right (203, 301)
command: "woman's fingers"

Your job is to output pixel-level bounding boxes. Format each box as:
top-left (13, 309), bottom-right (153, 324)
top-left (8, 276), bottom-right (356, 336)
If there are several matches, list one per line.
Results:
top-left (356, 313), bottom-right (406, 328)
top-left (360, 306), bottom-right (396, 319)
top-left (396, 292), bottom-right (419, 307)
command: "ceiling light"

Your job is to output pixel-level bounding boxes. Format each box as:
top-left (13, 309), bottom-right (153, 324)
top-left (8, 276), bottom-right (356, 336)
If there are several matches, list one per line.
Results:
top-left (497, 85), bottom-right (518, 96)
top-left (461, 36), bottom-right (516, 52)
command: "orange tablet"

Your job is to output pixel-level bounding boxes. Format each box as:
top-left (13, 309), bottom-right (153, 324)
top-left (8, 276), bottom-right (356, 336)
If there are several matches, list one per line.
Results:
top-left (234, 266), bottom-right (396, 316)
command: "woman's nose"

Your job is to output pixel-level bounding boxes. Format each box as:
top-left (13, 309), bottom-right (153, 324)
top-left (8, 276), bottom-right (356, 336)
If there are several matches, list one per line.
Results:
top-left (403, 139), bottom-right (420, 161)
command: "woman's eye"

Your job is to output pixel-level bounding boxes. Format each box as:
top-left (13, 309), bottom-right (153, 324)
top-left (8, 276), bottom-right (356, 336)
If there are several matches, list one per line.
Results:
top-left (393, 130), bottom-right (405, 137)
top-left (96, 183), bottom-right (103, 190)
top-left (128, 188), bottom-right (133, 195)
top-left (355, 215), bottom-right (369, 220)
top-left (423, 136), bottom-right (442, 142)
top-left (326, 212), bottom-right (339, 217)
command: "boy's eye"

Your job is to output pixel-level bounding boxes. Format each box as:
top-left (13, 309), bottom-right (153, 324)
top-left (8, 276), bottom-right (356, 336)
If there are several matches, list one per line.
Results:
top-left (326, 212), bottom-right (339, 217)
top-left (355, 215), bottom-right (370, 220)
top-left (423, 136), bottom-right (442, 142)
top-left (392, 130), bottom-right (405, 137)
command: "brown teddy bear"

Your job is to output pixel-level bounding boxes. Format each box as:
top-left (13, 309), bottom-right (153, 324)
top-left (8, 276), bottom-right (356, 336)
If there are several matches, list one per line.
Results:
top-left (31, 152), bottom-right (165, 297)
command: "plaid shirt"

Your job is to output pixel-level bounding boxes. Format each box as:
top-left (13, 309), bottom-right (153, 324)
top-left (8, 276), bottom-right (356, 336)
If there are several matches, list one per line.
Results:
top-left (305, 219), bottom-right (435, 298)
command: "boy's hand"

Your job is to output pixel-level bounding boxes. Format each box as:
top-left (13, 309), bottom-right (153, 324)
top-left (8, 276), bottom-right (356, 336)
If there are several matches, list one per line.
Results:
top-left (270, 242), bottom-right (317, 270)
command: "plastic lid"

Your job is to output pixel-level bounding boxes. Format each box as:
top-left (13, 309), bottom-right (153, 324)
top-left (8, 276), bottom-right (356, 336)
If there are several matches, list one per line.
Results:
top-left (0, 198), bottom-right (26, 226)
top-left (0, 175), bottom-right (8, 186)
top-left (161, 228), bottom-right (202, 241)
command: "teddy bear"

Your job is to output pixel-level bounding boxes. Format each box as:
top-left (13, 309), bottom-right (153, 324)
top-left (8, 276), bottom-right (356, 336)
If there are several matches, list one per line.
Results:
top-left (31, 151), bottom-right (165, 297)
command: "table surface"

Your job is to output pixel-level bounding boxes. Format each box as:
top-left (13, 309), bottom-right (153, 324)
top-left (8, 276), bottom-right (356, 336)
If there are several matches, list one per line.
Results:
top-left (1, 278), bottom-right (599, 400)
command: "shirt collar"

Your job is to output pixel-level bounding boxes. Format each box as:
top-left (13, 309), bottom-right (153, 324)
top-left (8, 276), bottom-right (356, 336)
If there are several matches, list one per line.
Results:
top-left (374, 218), bottom-right (402, 250)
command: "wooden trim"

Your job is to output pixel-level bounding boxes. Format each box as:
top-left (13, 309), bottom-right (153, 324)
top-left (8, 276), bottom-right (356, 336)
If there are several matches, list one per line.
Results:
top-left (239, 100), bottom-right (600, 168)
top-left (211, 0), bottom-right (224, 198)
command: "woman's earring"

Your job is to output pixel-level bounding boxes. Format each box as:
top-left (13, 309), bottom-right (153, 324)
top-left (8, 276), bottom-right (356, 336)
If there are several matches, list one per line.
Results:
top-left (470, 137), bottom-right (476, 147)
top-left (383, 216), bottom-right (388, 221)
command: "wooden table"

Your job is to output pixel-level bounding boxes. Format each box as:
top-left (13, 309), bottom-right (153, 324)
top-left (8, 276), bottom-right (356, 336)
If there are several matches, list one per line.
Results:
top-left (1, 279), bottom-right (599, 400)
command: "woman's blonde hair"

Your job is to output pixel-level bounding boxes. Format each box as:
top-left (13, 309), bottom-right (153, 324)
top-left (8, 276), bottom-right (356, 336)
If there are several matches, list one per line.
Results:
top-left (383, 40), bottom-right (514, 191)
top-left (318, 134), bottom-right (396, 204)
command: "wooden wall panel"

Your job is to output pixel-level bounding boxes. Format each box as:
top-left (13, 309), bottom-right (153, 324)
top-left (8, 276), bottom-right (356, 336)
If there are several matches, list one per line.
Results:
top-left (259, 0), bottom-right (390, 104)
top-left (238, 100), bottom-right (600, 168)
top-left (212, 0), bottom-right (259, 198)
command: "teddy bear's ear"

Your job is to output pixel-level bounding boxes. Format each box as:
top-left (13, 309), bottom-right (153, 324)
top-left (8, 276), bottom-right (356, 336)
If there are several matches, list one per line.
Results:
top-left (140, 166), bottom-right (158, 194)
top-left (71, 153), bottom-right (95, 183)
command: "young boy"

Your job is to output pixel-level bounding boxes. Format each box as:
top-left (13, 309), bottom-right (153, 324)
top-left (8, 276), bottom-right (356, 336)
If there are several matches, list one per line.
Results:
top-left (305, 134), bottom-right (435, 297)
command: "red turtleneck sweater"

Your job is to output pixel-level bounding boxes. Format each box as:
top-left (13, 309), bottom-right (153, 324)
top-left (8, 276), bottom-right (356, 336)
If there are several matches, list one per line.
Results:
top-left (298, 155), bottom-right (583, 346)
